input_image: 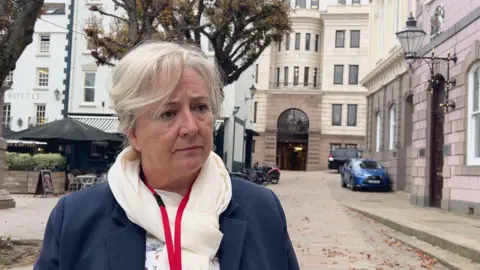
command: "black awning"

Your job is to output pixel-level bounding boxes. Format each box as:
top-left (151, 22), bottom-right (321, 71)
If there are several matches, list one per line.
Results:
top-left (246, 129), bottom-right (260, 136)
top-left (5, 118), bottom-right (122, 142)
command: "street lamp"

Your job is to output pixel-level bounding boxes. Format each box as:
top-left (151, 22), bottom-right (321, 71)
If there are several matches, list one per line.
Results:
top-left (245, 84), bottom-right (257, 101)
top-left (396, 12), bottom-right (457, 112)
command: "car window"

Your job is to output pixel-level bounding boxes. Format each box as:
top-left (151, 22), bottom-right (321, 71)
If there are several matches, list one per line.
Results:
top-left (358, 161), bottom-right (382, 169)
top-left (346, 150), bottom-right (360, 158)
top-left (331, 149), bottom-right (346, 157)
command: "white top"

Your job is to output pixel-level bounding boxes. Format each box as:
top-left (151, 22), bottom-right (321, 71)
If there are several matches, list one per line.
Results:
top-left (144, 190), bottom-right (221, 270)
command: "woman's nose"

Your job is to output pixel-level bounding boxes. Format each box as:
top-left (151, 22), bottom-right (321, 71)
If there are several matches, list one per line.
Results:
top-left (179, 110), bottom-right (199, 137)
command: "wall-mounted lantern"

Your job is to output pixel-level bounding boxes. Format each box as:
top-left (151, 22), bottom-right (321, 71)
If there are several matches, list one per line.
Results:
top-left (233, 106), bottom-right (240, 115)
top-left (396, 12), bottom-right (457, 112)
top-left (54, 89), bottom-right (61, 101)
top-left (245, 85), bottom-right (257, 102)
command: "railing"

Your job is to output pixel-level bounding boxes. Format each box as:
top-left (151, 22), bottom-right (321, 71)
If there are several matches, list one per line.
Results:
top-left (28, 117), bottom-right (48, 128)
top-left (268, 82), bottom-right (321, 90)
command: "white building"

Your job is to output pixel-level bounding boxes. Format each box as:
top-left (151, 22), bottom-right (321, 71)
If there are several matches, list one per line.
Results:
top-left (66, 0), bottom-right (118, 132)
top-left (3, 1), bottom-right (70, 132)
top-left (66, 0), bottom-right (256, 171)
top-left (252, 0), bottom-right (370, 170)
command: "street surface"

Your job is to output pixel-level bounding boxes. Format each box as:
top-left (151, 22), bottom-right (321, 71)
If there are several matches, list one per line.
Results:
top-left (1, 171), bottom-right (449, 269)
top-left (269, 170), bottom-right (448, 270)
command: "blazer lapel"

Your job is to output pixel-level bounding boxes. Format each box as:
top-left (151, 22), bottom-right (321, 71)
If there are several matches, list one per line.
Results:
top-left (218, 198), bottom-right (247, 270)
top-left (105, 203), bottom-right (146, 270)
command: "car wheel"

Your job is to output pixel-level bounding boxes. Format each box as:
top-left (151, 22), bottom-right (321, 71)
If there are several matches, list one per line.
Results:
top-left (350, 177), bottom-right (356, 191)
top-left (341, 176), bottom-right (347, 188)
top-left (269, 175), bottom-right (279, 184)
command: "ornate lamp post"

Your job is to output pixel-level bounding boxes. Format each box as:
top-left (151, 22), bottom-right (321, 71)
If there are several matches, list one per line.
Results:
top-left (396, 12), bottom-right (457, 112)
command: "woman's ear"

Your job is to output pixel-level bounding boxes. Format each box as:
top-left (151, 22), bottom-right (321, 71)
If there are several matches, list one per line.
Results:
top-left (127, 128), bottom-right (141, 152)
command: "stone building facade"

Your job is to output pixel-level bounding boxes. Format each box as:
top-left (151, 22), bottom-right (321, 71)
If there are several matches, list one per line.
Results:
top-left (363, 0), bottom-right (480, 216)
top-left (253, 0), bottom-right (370, 171)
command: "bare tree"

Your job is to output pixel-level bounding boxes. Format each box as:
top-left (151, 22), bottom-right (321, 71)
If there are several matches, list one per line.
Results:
top-left (0, 0), bottom-right (45, 209)
top-left (86, 0), bottom-right (292, 85)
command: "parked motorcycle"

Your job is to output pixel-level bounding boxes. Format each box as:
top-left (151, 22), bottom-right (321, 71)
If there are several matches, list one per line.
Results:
top-left (252, 163), bottom-right (281, 184)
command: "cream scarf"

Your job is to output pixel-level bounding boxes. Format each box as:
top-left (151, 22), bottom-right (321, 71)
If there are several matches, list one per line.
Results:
top-left (108, 146), bottom-right (232, 269)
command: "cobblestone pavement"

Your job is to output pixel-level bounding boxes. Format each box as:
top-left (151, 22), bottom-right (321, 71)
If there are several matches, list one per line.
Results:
top-left (269, 170), bottom-right (448, 270)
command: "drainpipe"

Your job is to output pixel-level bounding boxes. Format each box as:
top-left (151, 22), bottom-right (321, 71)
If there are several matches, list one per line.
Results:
top-left (63, 0), bottom-right (77, 117)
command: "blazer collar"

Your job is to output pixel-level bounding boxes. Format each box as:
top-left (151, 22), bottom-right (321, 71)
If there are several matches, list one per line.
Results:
top-left (105, 197), bottom-right (247, 270)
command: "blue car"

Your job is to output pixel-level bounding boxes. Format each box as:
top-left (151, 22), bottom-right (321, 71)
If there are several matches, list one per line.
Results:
top-left (340, 158), bottom-right (390, 191)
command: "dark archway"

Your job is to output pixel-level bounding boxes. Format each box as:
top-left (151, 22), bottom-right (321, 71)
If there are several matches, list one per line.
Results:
top-left (276, 109), bottom-right (310, 171)
top-left (430, 74), bottom-right (446, 208)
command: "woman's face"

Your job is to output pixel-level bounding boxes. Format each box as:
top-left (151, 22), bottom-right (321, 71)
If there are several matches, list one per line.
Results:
top-left (129, 68), bottom-right (214, 181)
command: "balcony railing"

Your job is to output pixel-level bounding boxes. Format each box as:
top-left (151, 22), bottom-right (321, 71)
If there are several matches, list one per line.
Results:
top-left (268, 82), bottom-right (321, 90)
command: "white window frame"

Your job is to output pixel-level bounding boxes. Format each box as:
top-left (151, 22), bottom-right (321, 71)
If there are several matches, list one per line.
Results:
top-left (39, 35), bottom-right (51, 53)
top-left (3, 103), bottom-right (11, 128)
top-left (467, 62), bottom-right (480, 165)
top-left (389, 105), bottom-right (396, 150)
top-left (36, 68), bottom-right (49, 87)
top-left (376, 112), bottom-right (381, 152)
top-left (5, 71), bottom-right (13, 83)
top-left (83, 72), bottom-right (96, 103)
top-left (35, 104), bottom-right (47, 125)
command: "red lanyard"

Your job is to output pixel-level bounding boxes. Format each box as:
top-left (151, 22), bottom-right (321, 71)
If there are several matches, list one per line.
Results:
top-left (144, 181), bottom-right (192, 270)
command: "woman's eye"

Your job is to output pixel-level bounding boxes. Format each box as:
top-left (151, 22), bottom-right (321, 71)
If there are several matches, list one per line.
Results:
top-left (195, 104), bottom-right (209, 113)
top-left (160, 110), bottom-right (176, 120)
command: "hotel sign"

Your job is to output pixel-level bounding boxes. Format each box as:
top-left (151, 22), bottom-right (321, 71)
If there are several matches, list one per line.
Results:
top-left (5, 92), bottom-right (41, 100)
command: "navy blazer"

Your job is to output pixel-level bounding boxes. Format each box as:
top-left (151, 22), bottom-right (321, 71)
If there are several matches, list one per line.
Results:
top-left (34, 178), bottom-right (300, 270)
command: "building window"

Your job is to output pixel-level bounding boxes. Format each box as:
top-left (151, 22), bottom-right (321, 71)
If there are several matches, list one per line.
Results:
top-left (315, 34), bottom-right (319, 52)
top-left (295, 33), bottom-right (300, 50)
top-left (285, 34), bottom-right (290, 50)
top-left (347, 104), bottom-right (357, 126)
top-left (36, 68), bottom-right (49, 87)
top-left (295, 0), bottom-right (306, 8)
top-left (467, 63), bottom-right (480, 165)
top-left (278, 39), bottom-right (282, 51)
top-left (331, 143), bottom-right (342, 149)
top-left (253, 102), bottom-right (258, 123)
top-left (304, 67), bottom-right (309, 86)
top-left (345, 144), bottom-right (357, 149)
top-left (352, 0), bottom-right (360, 4)
top-left (252, 140), bottom-right (256, 153)
top-left (375, 112), bottom-right (381, 152)
top-left (91, 141), bottom-right (108, 157)
top-left (4, 71), bottom-right (13, 87)
top-left (3, 103), bottom-right (11, 128)
top-left (334, 65), bottom-right (344, 84)
top-left (337, 0), bottom-right (346, 4)
top-left (284, 66), bottom-right (289, 86)
top-left (83, 72), bottom-right (96, 102)
top-left (39, 35), bottom-right (50, 53)
top-left (389, 105), bottom-right (396, 150)
top-left (349, 65), bottom-right (359, 85)
top-left (35, 104), bottom-right (46, 125)
top-left (305, 33), bottom-right (311, 51)
top-left (350, 30), bottom-right (360, 48)
top-left (293, 66), bottom-right (299, 86)
top-left (311, 0), bottom-right (318, 9)
top-left (332, 104), bottom-right (342, 126)
top-left (335, 30), bottom-right (345, 48)
top-left (276, 68), bottom-right (280, 87)
top-left (313, 68), bottom-right (318, 87)
top-left (255, 64), bottom-right (259, 83)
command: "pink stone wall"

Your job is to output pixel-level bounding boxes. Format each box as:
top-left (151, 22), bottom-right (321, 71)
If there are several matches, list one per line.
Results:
top-left (410, 0), bottom-right (480, 208)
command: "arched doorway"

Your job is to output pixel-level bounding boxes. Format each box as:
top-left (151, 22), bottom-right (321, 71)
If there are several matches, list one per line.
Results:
top-left (276, 108), bottom-right (309, 171)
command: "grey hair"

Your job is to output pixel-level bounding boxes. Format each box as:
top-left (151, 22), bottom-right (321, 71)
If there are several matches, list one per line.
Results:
top-left (109, 41), bottom-right (224, 138)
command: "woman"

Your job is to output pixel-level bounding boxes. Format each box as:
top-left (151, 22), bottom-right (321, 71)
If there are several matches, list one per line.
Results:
top-left (34, 41), bottom-right (299, 270)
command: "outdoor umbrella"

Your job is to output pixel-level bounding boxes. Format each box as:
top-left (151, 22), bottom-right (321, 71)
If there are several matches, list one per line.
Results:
top-left (4, 118), bottom-right (122, 142)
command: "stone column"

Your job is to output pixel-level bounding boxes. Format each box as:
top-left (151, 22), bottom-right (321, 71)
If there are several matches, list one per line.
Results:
top-left (0, 86), bottom-right (16, 209)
